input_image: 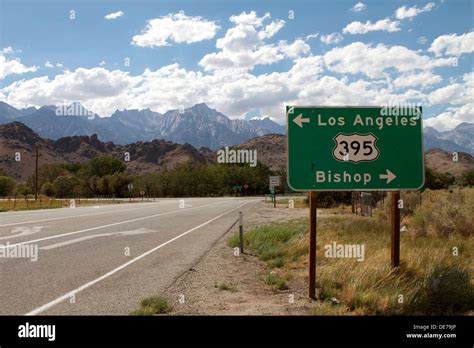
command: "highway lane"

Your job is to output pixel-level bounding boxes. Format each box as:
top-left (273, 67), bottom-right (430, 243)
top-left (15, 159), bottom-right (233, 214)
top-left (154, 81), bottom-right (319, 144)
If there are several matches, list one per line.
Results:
top-left (0, 199), bottom-right (232, 246)
top-left (0, 197), bottom-right (259, 315)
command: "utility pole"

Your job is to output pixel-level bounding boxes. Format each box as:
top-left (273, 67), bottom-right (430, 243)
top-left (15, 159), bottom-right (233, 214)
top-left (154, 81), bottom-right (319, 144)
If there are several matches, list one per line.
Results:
top-left (34, 145), bottom-right (41, 200)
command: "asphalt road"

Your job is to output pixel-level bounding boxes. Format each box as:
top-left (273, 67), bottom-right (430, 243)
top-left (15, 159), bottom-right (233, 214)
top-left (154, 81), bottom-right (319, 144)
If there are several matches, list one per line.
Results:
top-left (0, 197), bottom-right (258, 315)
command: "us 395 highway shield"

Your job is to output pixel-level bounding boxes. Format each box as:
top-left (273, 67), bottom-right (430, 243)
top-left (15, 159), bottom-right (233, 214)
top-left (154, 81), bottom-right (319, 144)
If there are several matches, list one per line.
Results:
top-left (286, 106), bottom-right (425, 191)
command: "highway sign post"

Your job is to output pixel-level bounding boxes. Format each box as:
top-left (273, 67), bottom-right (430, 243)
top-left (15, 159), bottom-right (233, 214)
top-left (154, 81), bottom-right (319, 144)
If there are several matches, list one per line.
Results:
top-left (287, 106), bottom-right (424, 299)
top-left (127, 183), bottom-right (134, 202)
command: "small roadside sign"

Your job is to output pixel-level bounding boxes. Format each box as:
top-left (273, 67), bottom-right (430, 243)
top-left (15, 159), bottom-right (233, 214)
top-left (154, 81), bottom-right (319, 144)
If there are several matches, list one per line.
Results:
top-left (269, 176), bottom-right (280, 186)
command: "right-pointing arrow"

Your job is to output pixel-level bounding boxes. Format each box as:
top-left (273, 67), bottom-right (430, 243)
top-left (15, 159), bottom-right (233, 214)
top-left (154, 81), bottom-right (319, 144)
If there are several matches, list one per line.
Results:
top-left (379, 169), bottom-right (396, 184)
top-left (293, 113), bottom-right (310, 128)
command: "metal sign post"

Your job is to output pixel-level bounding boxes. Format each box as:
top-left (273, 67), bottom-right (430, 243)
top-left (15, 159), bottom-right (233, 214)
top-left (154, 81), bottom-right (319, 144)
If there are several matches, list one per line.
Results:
top-left (309, 191), bottom-right (317, 299)
top-left (391, 191), bottom-right (401, 267)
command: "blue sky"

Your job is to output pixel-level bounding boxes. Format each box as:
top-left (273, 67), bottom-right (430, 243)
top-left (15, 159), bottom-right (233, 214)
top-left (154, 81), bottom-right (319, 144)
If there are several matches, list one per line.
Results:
top-left (0, 0), bottom-right (472, 130)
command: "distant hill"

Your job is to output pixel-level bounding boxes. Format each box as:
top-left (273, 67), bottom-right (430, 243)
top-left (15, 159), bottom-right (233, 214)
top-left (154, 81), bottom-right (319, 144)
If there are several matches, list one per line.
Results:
top-left (425, 148), bottom-right (474, 176)
top-left (234, 134), bottom-right (286, 173)
top-left (0, 122), bottom-right (213, 181)
top-left (0, 102), bottom-right (285, 150)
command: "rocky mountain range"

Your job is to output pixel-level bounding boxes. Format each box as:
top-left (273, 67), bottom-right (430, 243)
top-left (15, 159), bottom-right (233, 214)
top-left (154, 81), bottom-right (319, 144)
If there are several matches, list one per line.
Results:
top-left (0, 101), bottom-right (285, 150)
top-left (0, 122), bottom-right (214, 181)
top-left (0, 101), bottom-right (472, 154)
top-left (423, 122), bottom-right (473, 155)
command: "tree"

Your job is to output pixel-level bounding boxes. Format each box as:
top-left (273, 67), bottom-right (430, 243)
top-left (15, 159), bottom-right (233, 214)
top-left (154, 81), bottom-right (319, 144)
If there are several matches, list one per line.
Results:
top-left (461, 168), bottom-right (474, 186)
top-left (0, 176), bottom-right (16, 197)
top-left (82, 156), bottom-right (126, 177)
top-left (424, 166), bottom-right (455, 190)
top-left (41, 182), bottom-right (55, 197)
top-left (15, 185), bottom-right (32, 200)
top-left (52, 176), bottom-right (77, 198)
top-left (27, 163), bottom-right (69, 192)
top-left (108, 173), bottom-right (132, 197)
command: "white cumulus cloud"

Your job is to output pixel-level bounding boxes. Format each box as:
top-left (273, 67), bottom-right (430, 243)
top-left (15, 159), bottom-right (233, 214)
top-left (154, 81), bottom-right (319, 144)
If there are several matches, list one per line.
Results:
top-left (324, 42), bottom-right (456, 78)
top-left (392, 71), bottom-right (442, 88)
top-left (428, 31), bottom-right (474, 57)
top-left (425, 72), bottom-right (473, 131)
top-left (199, 11), bottom-right (304, 71)
top-left (132, 12), bottom-right (219, 47)
top-left (428, 72), bottom-right (473, 105)
top-left (320, 33), bottom-right (343, 44)
top-left (351, 2), bottom-right (367, 12)
top-left (306, 33), bottom-right (319, 40)
top-left (0, 54), bottom-right (38, 80)
top-left (395, 3), bottom-right (435, 20)
top-left (424, 104), bottom-right (473, 131)
top-left (278, 39), bottom-right (311, 58)
top-left (343, 18), bottom-right (400, 34)
top-left (1, 67), bottom-right (137, 111)
top-left (105, 11), bottom-right (124, 20)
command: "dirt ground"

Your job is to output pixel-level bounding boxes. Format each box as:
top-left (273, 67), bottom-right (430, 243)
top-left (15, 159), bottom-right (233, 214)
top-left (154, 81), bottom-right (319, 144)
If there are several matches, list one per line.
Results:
top-left (165, 199), bottom-right (322, 315)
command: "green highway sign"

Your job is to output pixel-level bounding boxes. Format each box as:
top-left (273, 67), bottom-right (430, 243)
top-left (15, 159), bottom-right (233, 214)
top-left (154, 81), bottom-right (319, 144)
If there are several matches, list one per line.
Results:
top-left (287, 106), bottom-right (425, 191)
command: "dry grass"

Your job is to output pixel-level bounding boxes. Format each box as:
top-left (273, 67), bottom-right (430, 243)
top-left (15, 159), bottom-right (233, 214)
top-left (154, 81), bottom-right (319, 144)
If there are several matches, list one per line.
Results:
top-left (232, 189), bottom-right (474, 315)
top-left (215, 280), bottom-right (239, 293)
top-left (0, 196), bottom-right (146, 211)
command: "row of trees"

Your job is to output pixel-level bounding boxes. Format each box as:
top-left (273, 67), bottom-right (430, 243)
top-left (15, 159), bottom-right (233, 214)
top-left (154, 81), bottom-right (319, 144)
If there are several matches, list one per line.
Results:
top-left (0, 157), bottom-right (472, 199)
top-left (0, 157), bottom-right (273, 198)
top-left (424, 166), bottom-right (474, 189)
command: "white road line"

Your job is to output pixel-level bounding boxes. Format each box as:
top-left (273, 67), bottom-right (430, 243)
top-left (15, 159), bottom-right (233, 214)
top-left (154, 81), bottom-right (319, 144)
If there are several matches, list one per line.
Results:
top-left (0, 205), bottom-right (155, 228)
top-left (26, 200), bottom-right (250, 315)
top-left (40, 228), bottom-right (156, 250)
top-left (0, 199), bottom-right (236, 248)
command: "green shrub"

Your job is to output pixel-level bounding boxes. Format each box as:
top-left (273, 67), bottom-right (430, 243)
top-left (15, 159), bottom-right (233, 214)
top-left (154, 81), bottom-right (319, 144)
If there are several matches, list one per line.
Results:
top-left (130, 296), bottom-right (171, 315)
top-left (408, 263), bottom-right (474, 314)
top-left (266, 272), bottom-right (289, 290)
top-left (411, 189), bottom-right (473, 237)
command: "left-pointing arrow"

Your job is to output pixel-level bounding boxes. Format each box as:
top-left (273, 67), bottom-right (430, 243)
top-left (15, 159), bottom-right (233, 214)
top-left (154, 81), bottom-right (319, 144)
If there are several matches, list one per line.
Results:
top-left (293, 113), bottom-right (310, 128)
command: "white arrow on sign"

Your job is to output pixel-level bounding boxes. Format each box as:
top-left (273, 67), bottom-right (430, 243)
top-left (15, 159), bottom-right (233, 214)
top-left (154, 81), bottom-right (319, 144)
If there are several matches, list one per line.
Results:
top-left (379, 169), bottom-right (396, 184)
top-left (293, 113), bottom-right (310, 128)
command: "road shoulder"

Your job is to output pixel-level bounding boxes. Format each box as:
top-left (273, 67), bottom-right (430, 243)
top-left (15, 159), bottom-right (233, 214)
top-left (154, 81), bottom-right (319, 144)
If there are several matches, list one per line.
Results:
top-left (164, 199), bottom-right (315, 315)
